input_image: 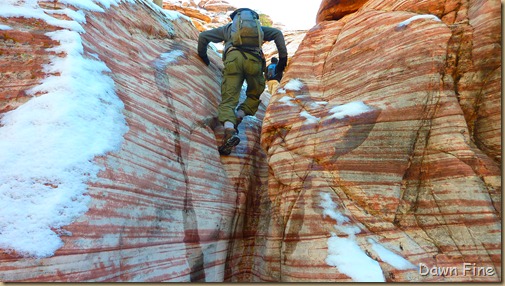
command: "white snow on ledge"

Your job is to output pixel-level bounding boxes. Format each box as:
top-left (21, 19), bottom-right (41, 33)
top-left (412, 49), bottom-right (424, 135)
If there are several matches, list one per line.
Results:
top-left (320, 193), bottom-right (385, 282)
top-left (0, 0), bottom-right (130, 258)
top-left (284, 79), bottom-right (304, 91)
top-left (397, 14), bottom-right (441, 28)
top-left (329, 101), bottom-right (373, 119)
top-left (320, 193), bottom-right (417, 281)
top-left (278, 95), bottom-right (297, 106)
top-left (300, 110), bottom-right (319, 124)
top-left (156, 50), bottom-right (185, 68)
top-left (368, 238), bottom-right (417, 270)
top-left (138, 0), bottom-right (191, 22)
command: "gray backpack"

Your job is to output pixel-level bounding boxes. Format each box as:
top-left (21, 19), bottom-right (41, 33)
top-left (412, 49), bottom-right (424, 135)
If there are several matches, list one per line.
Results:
top-left (230, 9), bottom-right (264, 49)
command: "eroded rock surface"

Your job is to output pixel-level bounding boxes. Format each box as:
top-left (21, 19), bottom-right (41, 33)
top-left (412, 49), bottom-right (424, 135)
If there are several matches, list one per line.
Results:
top-left (258, 0), bottom-right (501, 282)
top-left (0, 0), bottom-right (500, 283)
top-left (0, 0), bottom-right (268, 282)
top-left (316, 0), bottom-right (369, 22)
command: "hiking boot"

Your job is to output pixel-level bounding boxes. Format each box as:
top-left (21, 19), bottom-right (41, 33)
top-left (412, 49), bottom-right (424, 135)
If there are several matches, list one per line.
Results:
top-left (218, 128), bottom-right (240, 155)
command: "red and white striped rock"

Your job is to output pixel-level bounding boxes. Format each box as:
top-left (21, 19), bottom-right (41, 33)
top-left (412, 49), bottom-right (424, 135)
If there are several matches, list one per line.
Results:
top-left (0, 0), bottom-right (501, 283)
top-left (258, 0), bottom-right (501, 282)
top-left (0, 0), bottom-right (267, 282)
top-left (0, 20), bottom-right (57, 113)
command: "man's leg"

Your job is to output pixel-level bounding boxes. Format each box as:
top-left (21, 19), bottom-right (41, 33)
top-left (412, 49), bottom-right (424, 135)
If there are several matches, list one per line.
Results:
top-left (219, 51), bottom-right (244, 127)
top-left (267, 79), bottom-right (279, 95)
top-left (218, 50), bottom-right (244, 155)
top-left (238, 54), bottom-right (266, 118)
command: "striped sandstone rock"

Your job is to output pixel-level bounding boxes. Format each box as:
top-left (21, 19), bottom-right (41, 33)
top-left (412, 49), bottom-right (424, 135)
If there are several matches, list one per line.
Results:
top-left (258, 0), bottom-right (501, 282)
top-left (0, 0), bottom-right (267, 282)
top-left (0, 0), bottom-right (500, 283)
top-left (316, 0), bottom-right (369, 22)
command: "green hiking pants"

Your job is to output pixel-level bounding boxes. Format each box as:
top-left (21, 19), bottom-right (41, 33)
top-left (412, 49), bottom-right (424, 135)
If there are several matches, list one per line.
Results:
top-left (219, 49), bottom-right (265, 126)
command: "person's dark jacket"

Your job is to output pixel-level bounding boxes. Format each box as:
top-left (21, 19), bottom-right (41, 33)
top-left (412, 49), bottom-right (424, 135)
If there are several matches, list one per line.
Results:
top-left (197, 22), bottom-right (288, 75)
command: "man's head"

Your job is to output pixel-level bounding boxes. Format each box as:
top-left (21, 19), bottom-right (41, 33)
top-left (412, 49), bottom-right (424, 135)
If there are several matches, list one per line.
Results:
top-left (271, 57), bottom-right (278, 64)
top-left (230, 8), bottom-right (259, 20)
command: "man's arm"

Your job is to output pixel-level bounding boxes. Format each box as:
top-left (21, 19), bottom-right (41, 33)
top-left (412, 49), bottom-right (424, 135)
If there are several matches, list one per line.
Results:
top-left (262, 26), bottom-right (288, 59)
top-left (197, 26), bottom-right (227, 65)
top-left (262, 26), bottom-right (288, 78)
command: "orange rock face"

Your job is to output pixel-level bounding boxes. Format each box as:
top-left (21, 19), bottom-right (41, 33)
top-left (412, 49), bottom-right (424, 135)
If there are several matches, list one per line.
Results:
top-left (316, 0), bottom-right (369, 23)
top-left (259, 0), bottom-right (501, 282)
top-left (0, 19), bottom-right (57, 113)
top-left (198, 0), bottom-right (236, 12)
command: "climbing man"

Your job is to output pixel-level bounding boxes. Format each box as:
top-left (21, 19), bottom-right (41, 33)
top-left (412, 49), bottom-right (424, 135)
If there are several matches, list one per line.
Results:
top-left (265, 56), bottom-right (283, 95)
top-left (197, 8), bottom-right (288, 155)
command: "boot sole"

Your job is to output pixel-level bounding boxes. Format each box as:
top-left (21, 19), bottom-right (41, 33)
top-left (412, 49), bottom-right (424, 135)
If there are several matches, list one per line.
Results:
top-left (218, 135), bottom-right (240, 155)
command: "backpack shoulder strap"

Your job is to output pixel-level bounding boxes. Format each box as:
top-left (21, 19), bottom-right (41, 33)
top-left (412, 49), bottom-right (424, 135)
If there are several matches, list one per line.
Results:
top-left (256, 21), bottom-right (262, 48)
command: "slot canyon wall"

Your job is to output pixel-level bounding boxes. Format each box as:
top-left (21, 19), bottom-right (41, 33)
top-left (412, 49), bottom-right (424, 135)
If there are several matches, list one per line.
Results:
top-left (0, 0), bottom-right (501, 282)
top-left (255, 0), bottom-right (501, 282)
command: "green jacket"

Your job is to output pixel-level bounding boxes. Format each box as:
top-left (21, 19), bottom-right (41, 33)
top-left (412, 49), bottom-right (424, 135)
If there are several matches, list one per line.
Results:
top-left (197, 23), bottom-right (288, 60)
